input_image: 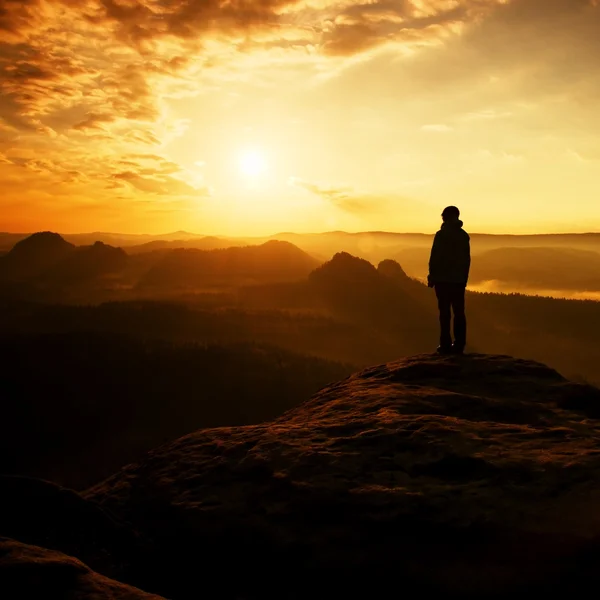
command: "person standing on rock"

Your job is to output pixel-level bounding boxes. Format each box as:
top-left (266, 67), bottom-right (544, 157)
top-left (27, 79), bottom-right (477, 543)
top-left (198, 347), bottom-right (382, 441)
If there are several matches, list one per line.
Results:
top-left (427, 206), bottom-right (471, 355)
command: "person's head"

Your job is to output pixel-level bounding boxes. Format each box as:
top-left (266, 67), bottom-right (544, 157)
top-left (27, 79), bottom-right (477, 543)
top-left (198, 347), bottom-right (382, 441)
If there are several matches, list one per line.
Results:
top-left (442, 206), bottom-right (460, 222)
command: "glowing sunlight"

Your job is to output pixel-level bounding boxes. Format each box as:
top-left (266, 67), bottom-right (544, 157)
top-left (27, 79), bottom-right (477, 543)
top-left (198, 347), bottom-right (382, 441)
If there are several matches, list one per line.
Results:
top-left (238, 149), bottom-right (268, 179)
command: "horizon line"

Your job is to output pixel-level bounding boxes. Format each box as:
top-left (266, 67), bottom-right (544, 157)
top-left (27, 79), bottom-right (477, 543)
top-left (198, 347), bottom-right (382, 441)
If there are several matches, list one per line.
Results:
top-left (2, 229), bottom-right (600, 239)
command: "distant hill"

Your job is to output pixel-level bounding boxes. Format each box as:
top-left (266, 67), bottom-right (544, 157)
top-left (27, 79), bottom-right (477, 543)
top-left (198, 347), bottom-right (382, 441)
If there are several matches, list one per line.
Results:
top-left (310, 251), bottom-right (381, 287)
top-left (267, 231), bottom-right (600, 266)
top-left (309, 252), bottom-right (423, 297)
top-left (0, 233), bottom-right (128, 291)
top-left (125, 236), bottom-right (241, 254)
top-left (0, 232), bottom-right (75, 280)
top-left (2, 247), bottom-right (600, 381)
top-left (3, 229), bottom-right (600, 257)
top-left (3, 230), bottom-right (600, 300)
top-left (308, 253), bottom-right (435, 350)
top-left (138, 240), bottom-right (321, 289)
top-left (46, 242), bottom-right (128, 284)
top-left (0, 231), bottom-right (209, 251)
top-left (388, 245), bottom-right (600, 293)
top-left (469, 246), bottom-right (600, 291)
top-left (62, 230), bottom-right (207, 247)
top-left (387, 247), bottom-right (430, 279)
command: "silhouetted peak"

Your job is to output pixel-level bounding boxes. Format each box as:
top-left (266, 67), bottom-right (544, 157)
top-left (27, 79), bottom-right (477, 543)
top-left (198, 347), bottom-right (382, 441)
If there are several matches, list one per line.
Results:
top-left (52, 242), bottom-right (128, 281)
top-left (310, 252), bottom-right (378, 283)
top-left (258, 239), bottom-right (307, 254)
top-left (2, 232), bottom-right (75, 279)
top-left (254, 240), bottom-right (320, 266)
top-left (82, 241), bottom-right (126, 257)
top-left (377, 259), bottom-right (408, 280)
top-left (9, 232), bottom-right (74, 258)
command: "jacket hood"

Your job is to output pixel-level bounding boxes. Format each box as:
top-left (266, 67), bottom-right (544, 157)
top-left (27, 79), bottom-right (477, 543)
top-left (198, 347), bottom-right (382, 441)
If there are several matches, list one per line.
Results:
top-left (442, 219), bottom-right (464, 229)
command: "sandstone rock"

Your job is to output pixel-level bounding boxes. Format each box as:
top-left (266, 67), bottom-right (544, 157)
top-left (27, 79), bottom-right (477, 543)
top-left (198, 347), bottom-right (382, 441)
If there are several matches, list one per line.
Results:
top-left (86, 354), bottom-right (600, 598)
top-left (0, 538), bottom-right (165, 600)
top-left (0, 476), bottom-right (149, 587)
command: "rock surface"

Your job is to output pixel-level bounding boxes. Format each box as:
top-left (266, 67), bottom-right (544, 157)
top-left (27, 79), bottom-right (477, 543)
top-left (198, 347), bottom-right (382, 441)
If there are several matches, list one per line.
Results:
top-left (0, 538), bottom-right (165, 599)
top-left (85, 353), bottom-right (600, 598)
top-left (0, 476), bottom-right (150, 586)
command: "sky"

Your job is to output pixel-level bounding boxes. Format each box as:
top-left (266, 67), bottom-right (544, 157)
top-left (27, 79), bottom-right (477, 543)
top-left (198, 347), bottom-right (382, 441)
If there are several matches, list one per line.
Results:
top-left (0, 0), bottom-right (599, 235)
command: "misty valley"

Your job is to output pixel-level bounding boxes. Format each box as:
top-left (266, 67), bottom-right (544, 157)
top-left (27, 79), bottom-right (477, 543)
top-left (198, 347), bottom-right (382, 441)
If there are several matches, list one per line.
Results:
top-left (2, 230), bottom-right (600, 491)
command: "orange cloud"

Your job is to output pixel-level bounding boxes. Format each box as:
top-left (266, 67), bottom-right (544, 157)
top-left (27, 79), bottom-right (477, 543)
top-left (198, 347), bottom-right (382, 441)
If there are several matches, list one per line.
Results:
top-left (290, 177), bottom-right (398, 213)
top-left (0, 0), bottom-right (514, 141)
top-left (0, 0), bottom-right (599, 234)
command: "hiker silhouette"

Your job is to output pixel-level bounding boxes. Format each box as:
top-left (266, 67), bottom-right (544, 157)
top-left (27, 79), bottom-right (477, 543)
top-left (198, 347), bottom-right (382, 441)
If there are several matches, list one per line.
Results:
top-left (427, 206), bottom-right (471, 355)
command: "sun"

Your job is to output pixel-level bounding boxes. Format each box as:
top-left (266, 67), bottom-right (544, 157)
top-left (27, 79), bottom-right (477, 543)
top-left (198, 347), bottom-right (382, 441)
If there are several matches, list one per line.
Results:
top-left (239, 149), bottom-right (267, 177)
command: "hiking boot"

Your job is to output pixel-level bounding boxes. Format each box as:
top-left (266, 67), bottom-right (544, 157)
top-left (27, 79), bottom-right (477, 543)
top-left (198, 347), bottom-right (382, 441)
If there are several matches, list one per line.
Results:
top-left (436, 345), bottom-right (453, 355)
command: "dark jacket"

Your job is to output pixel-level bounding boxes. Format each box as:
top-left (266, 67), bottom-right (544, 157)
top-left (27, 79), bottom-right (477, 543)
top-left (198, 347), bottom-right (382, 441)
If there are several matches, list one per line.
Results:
top-left (428, 220), bottom-right (471, 285)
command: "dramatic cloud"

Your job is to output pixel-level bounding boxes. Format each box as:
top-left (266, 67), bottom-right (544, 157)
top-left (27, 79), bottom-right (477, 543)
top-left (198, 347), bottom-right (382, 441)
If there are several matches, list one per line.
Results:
top-left (0, 0), bottom-right (508, 133)
top-left (290, 177), bottom-right (392, 213)
top-left (0, 0), bottom-right (599, 233)
top-left (0, 1), bottom-right (505, 172)
top-left (0, 0), bottom-right (509, 133)
top-left (112, 171), bottom-right (204, 195)
top-left (111, 154), bottom-right (209, 196)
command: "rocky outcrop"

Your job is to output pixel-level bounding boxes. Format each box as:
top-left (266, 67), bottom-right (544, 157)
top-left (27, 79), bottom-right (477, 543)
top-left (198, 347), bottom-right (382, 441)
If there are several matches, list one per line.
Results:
top-left (308, 253), bottom-right (436, 356)
top-left (85, 354), bottom-right (600, 598)
top-left (0, 538), bottom-right (165, 599)
top-left (0, 232), bottom-right (75, 280)
top-left (0, 476), bottom-right (150, 589)
top-left (50, 241), bottom-right (128, 282)
top-left (377, 257), bottom-right (409, 280)
top-left (0, 232), bottom-right (127, 287)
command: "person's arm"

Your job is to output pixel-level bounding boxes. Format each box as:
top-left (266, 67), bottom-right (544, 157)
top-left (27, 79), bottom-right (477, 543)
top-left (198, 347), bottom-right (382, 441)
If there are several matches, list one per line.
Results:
top-left (464, 235), bottom-right (471, 284)
top-left (428, 232), bottom-right (442, 287)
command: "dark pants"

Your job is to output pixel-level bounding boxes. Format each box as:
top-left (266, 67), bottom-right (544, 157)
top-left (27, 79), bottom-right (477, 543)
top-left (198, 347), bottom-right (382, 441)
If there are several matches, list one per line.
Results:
top-left (434, 282), bottom-right (467, 350)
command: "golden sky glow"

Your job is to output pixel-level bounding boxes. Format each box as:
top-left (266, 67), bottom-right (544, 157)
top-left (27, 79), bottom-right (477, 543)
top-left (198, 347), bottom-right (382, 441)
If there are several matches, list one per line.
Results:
top-left (1, 0), bottom-right (600, 235)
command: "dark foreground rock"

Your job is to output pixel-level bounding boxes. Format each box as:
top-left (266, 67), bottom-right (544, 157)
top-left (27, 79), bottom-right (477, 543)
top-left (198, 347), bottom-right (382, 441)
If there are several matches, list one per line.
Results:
top-left (0, 538), bottom-right (165, 599)
top-left (85, 354), bottom-right (600, 599)
top-left (0, 475), bottom-right (151, 588)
